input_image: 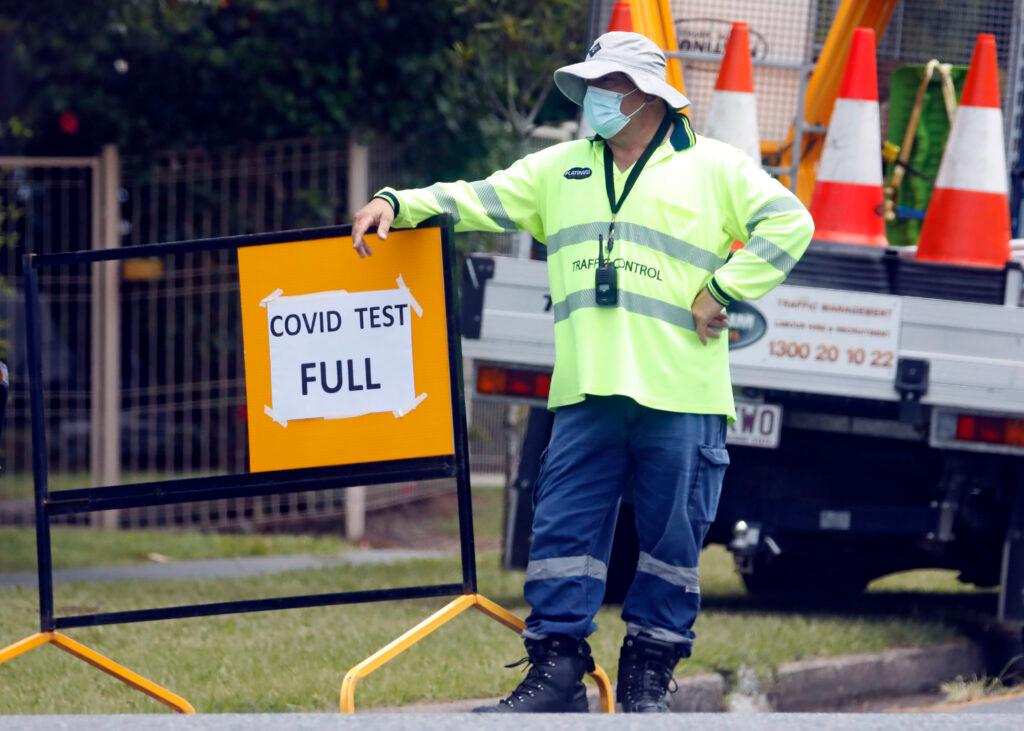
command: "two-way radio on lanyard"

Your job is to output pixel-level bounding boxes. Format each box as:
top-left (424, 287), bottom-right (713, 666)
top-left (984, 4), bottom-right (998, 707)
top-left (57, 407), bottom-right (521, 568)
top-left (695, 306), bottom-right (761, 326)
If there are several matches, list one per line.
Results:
top-left (595, 112), bottom-right (674, 306)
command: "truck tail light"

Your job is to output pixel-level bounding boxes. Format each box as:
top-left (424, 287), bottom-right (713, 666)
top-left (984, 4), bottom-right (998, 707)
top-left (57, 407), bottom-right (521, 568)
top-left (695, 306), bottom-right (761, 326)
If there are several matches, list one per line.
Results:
top-left (476, 365), bottom-right (551, 400)
top-left (932, 409), bottom-right (1024, 455)
top-left (955, 415), bottom-right (1024, 447)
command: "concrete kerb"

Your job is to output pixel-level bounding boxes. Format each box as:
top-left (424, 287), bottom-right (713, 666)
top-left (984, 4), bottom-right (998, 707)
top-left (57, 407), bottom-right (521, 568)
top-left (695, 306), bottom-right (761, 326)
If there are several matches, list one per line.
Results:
top-left (384, 640), bottom-right (984, 713)
top-left (766, 640), bottom-right (986, 711)
top-left (669, 673), bottom-right (728, 712)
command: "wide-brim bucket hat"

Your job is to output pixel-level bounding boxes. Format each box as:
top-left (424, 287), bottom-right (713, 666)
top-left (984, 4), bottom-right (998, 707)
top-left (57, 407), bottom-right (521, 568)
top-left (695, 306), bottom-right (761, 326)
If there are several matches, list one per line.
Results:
top-left (554, 31), bottom-right (690, 110)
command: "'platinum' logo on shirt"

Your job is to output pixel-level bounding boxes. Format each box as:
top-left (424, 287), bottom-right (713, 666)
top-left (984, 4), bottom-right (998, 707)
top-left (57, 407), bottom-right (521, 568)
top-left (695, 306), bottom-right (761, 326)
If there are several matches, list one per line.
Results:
top-left (563, 167), bottom-right (593, 180)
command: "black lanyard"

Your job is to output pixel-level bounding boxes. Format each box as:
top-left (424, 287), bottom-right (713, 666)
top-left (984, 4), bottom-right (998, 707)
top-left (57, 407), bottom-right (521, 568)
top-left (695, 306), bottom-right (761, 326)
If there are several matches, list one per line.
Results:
top-left (601, 112), bottom-right (674, 257)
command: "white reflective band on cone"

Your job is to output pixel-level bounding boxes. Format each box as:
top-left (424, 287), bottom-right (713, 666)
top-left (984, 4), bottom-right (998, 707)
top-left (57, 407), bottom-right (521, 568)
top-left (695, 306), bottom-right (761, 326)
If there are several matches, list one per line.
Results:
top-left (704, 90), bottom-right (760, 163)
top-left (817, 98), bottom-right (883, 186)
top-left (935, 105), bottom-right (1008, 193)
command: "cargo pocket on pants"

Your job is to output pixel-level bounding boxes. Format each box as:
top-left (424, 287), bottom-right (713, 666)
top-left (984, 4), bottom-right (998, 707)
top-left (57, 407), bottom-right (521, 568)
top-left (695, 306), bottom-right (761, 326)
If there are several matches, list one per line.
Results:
top-left (688, 445), bottom-right (730, 524)
top-left (531, 447), bottom-right (550, 512)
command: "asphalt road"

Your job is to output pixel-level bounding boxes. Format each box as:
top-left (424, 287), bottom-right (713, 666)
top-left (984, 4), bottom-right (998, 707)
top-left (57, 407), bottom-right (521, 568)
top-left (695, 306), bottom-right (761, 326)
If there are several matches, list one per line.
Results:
top-left (2, 711), bottom-right (1023, 731)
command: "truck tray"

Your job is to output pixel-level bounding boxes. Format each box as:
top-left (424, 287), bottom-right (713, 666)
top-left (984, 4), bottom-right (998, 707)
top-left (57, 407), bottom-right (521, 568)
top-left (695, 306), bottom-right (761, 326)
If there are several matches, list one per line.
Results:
top-left (461, 247), bottom-right (1024, 415)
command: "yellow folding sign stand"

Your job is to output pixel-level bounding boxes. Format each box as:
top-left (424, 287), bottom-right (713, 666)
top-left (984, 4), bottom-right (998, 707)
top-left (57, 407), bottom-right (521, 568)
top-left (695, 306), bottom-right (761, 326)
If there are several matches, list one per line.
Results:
top-left (0, 632), bottom-right (194, 714)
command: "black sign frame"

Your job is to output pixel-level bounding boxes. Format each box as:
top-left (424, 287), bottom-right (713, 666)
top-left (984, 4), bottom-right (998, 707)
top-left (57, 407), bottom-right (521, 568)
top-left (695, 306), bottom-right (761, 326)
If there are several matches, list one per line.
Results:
top-left (23, 216), bottom-right (477, 632)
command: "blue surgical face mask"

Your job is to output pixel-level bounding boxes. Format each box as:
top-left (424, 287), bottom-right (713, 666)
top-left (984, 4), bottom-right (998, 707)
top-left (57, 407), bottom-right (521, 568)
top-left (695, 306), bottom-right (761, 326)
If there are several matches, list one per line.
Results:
top-left (583, 85), bottom-right (648, 139)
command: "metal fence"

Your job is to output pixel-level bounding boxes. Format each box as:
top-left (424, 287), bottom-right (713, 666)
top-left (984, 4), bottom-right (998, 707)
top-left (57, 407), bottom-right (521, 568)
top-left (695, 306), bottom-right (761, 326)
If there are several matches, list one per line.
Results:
top-left (0, 141), bottom-right (466, 530)
top-left (123, 139), bottom-right (349, 244)
top-left (116, 139), bottom-right (354, 486)
top-left (0, 159), bottom-right (97, 519)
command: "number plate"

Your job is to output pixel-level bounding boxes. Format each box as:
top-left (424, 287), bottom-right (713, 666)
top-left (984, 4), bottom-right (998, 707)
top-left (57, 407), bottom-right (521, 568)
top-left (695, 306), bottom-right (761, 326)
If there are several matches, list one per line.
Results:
top-left (727, 401), bottom-right (782, 449)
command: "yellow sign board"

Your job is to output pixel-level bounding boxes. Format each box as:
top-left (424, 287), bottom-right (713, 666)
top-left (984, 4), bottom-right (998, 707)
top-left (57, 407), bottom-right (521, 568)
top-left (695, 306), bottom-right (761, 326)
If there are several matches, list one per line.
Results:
top-left (238, 226), bottom-right (455, 473)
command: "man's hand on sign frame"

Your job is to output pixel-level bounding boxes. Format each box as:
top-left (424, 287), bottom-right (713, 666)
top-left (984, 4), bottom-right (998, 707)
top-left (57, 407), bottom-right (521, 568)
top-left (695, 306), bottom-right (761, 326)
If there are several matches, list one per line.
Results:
top-left (691, 287), bottom-right (729, 346)
top-left (351, 197), bottom-right (395, 258)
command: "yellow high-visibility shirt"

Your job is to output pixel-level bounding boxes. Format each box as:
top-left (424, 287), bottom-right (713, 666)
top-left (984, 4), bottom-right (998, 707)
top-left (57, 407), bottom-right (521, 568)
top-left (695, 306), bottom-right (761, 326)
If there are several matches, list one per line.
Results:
top-left (377, 115), bottom-right (814, 419)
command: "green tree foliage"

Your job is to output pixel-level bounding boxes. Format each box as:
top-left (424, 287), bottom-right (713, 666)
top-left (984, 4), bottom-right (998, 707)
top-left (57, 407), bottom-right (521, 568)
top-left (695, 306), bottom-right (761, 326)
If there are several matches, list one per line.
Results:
top-left (2, 0), bottom-right (585, 181)
top-left (448, 0), bottom-right (586, 144)
top-left (3, 1), bottom-right (479, 175)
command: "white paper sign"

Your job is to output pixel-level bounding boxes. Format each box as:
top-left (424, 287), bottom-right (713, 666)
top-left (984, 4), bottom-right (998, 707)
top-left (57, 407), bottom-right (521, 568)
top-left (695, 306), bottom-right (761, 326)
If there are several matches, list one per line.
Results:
top-left (261, 276), bottom-right (427, 427)
top-left (729, 285), bottom-right (902, 380)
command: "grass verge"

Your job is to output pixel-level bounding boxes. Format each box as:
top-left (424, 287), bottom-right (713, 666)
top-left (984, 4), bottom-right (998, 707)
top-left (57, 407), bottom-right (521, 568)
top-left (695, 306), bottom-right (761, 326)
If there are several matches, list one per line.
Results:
top-left (0, 543), bottom-right (979, 714)
top-left (941, 676), bottom-right (1019, 704)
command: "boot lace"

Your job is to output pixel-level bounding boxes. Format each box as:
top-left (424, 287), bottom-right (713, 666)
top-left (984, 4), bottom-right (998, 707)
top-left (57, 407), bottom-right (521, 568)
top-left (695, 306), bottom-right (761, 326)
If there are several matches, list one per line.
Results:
top-left (496, 655), bottom-right (555, 708)
top-left (625, 662), bottom-right (678, 707)
top-left (641, 665), bottom-right (677, 696)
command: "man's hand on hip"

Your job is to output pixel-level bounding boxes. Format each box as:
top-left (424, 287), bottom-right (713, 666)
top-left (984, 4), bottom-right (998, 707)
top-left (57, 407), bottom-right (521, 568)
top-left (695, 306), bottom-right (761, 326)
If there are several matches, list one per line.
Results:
top-left (692, 287), bottom-right (729, 346)
top-left (351, 197), bottom-right (395, 258)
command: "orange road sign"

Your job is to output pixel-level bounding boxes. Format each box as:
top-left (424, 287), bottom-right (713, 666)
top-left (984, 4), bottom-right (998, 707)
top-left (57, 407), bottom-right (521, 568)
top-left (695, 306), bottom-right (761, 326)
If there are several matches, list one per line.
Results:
top-left (238, 225), bottom-right (455, 472)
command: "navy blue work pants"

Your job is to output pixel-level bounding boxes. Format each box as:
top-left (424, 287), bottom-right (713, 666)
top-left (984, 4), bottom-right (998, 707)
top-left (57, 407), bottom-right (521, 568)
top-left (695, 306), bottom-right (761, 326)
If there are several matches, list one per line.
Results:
top-left (523, 395), bottom-right (729, 650)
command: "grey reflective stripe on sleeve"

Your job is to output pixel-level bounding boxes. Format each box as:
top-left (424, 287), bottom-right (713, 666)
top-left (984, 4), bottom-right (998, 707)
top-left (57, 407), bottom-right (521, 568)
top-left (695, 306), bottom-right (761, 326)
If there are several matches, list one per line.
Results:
top-left (525, 555), bottom-right (608, 583)
top-left (636, 552), bottom-right (700, 592)
top-left (470, 180), bottom-right (516, 232)
top-left (745, 196), bottom-right (806, 237)
top-left (547, 221), bottom-right (726, 273)
top-left (427, 183), bottom-right (461, 225)
top-left (744, 235), bottom-right (798, 274)
top-left (552, 289), bottom-right (696, 332)
top-left (626, 622), bottom-right (693, 645)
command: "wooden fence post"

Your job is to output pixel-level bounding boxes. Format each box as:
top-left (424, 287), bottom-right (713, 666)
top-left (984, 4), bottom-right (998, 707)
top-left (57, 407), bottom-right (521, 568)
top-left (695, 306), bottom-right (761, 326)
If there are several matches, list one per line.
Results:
top-left (90, 144), bottom-right (121, 528)
top-left (343, 138), bottom-right (371, 541)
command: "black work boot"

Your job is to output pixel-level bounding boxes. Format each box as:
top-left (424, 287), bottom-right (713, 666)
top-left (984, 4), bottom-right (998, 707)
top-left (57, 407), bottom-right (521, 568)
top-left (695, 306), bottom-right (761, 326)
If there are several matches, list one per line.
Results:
top-left (474, 635), bottom-right (595, 713)
top-left (616, 633), bottom-right (684, 713)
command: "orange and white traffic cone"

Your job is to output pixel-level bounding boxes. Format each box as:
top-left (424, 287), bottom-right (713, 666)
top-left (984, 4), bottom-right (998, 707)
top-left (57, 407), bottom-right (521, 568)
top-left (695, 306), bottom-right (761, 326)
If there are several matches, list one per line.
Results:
top-left (916, 34), bottom-right (1010, 268)
top-left (809, 27), bottom-right (887, 247)
top-left (607, 1), bottom-right (632, 32)
top-left (705, 21), bottom-right (760, 163)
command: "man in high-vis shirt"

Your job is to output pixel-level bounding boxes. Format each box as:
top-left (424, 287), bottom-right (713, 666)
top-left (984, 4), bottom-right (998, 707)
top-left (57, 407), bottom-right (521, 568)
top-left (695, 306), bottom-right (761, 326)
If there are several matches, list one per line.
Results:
top-left (352, 31), bottom-right (814, 713)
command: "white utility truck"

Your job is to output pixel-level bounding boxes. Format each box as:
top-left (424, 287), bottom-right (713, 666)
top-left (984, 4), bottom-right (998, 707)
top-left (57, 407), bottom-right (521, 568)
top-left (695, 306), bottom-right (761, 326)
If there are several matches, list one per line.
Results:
top-left (461, 242), bottom-right (1024, 621)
